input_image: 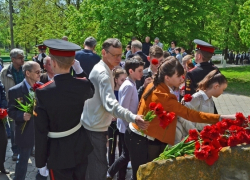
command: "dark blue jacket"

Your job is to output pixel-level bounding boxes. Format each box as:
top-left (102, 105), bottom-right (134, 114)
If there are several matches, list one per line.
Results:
top-left (75, 49), bottom-right (101, 78)
top-left (8, 80), bottom-right (34, 148)
top-left (0, 81), bottom-right (7, 108)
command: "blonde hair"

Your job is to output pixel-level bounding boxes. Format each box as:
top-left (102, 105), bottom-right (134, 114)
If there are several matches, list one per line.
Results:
top-left (113, 67), bottom-right (126, 87)
top-left (49, 54), bottom-right (74, 69)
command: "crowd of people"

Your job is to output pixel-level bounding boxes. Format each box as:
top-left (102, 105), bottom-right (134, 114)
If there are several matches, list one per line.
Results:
top-left (228, 50), bottom-right (250, 65)
top-left (0, 36), bottom-right (236, 180)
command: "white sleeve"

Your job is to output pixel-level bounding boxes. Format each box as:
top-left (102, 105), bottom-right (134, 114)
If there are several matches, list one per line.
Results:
top-left (98, 73), bottom-right (136, 123)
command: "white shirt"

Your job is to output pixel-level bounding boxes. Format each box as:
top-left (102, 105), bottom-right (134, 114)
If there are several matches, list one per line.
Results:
top-left (175, 90), bottom-right (214, 144)
top-left (117, 77), bottom-right (138, 133)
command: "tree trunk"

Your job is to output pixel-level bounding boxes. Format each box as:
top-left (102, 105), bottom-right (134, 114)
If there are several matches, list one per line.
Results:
top-left (9, 0), bottom-right (14, 49)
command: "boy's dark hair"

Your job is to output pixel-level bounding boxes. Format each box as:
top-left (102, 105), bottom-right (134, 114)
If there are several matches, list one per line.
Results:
top-left (175, 47), bottom-right (181, 53)
top-left (124, 55), bottom-right (144, 75)
top-left (163, 51), bottom-right (170, 58)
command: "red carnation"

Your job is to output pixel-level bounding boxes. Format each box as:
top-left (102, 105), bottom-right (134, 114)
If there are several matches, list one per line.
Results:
top-left (202, 139), bottom-right (211, 146)
top-left (151, 58), bottom-right (159, 65)
top-left (166, 112), bottom-right (175, 121)
top-left (183, 94), bottom-right (192, 102)
top-left (194, 145), bottom-right (211, 160)
top-left (158, 111), bottom-right (167, 119)
top-left (0, 109), bottom-right (8, 119)
top-left (33, 83), bottom-right (42, 91)
top-left (200, 125), bottom-right (220, 140)
top-left (189, 129), bottom-right (199, 141)
top-left (228, 135), bottom-right (240, 147)
top-left (195, 141), bottom-right (201, 150)
top-left (216, 121), bottom-right (229, 134)
top-left (236, 112), bottom-right (245, 121)
top-left (236, 131), bottom-right (250, 144)
top-left (218, 136), bottom-right (228, 147)
top-left (205, 148), bottom-right (219, 166)
top-left (154, 103), bottom-right (164, 115)
top-left (149, 102), bottom-right (157, 110)
top-left (159, 119), bottom-right (170, 129)
top-left (228, 125), bottom-right (245, 134)
top-left (211, 139), bottom-right (222, 150)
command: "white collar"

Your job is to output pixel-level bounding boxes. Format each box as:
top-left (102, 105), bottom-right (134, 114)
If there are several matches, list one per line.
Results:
top-left (198, 90), bottom-right (210, 101)
top-left (167, 85), bottom-right (175, 94)
top-left (148, 66), bottom-right (152, 73)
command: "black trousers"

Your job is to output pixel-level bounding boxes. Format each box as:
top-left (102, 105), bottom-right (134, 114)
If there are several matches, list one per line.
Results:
top-left (125, 128), bottom-right (167, 180)
top-left (49, 159), bottom-right (88, 180)
top-left (0, 122), bottom-right (7, 168)
top-left (108, 133), bottom-right (130, 180)
top-left (108, 121), bottom-right (121, 166)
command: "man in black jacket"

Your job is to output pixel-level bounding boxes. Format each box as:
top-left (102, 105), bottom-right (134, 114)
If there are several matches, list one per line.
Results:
top-left (128, 40), bottom-right (149, 68)
top-left (75, 36), bottom-right (101, 78)
top-left (34, 39), bottom-right (94, 180)
top-left (142, 36), bottom-right (152, 56)
top-left (33, 44), bottom-right (47, 71)
top-left (8, 61), bottom-right (41, 180)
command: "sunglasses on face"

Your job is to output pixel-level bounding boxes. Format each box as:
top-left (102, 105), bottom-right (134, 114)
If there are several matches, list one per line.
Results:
top-left (30, 69), bottom-right (42, 74)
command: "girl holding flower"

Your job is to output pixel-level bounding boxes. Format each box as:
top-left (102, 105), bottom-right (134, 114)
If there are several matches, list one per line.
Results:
top-left (175, 69), bottom-right (228, 144)
top-left (124, 56), bottom-right (234, 180)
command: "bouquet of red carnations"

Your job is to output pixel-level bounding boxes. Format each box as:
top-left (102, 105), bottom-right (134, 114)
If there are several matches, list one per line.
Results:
top-left (0, 108), bottom-right (10, 128)
top-left (15, 83), bottom-right (42, 134)
top-left (155, 112), bottom-right (250, 166)
top-left (143, 102), bottom-right (175, 129)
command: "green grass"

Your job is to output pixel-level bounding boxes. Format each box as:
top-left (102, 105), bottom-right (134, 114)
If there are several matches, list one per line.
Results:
top-left (219, 66), bottom-right (250, 96)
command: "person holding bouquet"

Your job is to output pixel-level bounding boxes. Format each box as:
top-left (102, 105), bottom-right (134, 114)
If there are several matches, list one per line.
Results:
top-left (125, 57), bottom-right (235, 180)
top-left (175, 70), bottom-right (228, 144)
top-left (0, 81), bottom-right (8, 174)
top-left (8, 61), bottom-right (41, 180)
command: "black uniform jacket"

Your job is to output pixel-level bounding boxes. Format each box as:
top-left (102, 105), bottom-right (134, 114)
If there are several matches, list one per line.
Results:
top-left (185, 61), bottom-right (217, 95)
top-left (128, 51), bottom-right (150, 68)
top-left (8, 80), bottom-right (35, 148)
top-left (34, 73), bottom-right (94, 169)
top-left (136, 67), bottom-right (152, 100)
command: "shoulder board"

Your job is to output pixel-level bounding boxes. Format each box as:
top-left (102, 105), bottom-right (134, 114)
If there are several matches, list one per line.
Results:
top-left (38, 80), bottom-right (54, 89)
top-left (188, 66), bottom-right (197, 72)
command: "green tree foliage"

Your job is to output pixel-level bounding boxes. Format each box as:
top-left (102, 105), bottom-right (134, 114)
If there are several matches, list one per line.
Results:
top-left (0, 0), bottom-right (249, 54)
top-left (0, 1), bottom-right (11, 49)
top-left (13, 0), bottom-right (66, 53)
top-left (239, 0), bottom-right (250, 47)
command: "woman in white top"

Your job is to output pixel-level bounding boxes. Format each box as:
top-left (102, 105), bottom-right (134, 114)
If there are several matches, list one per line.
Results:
top-left (175, 69), bottom-right (228, 144)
